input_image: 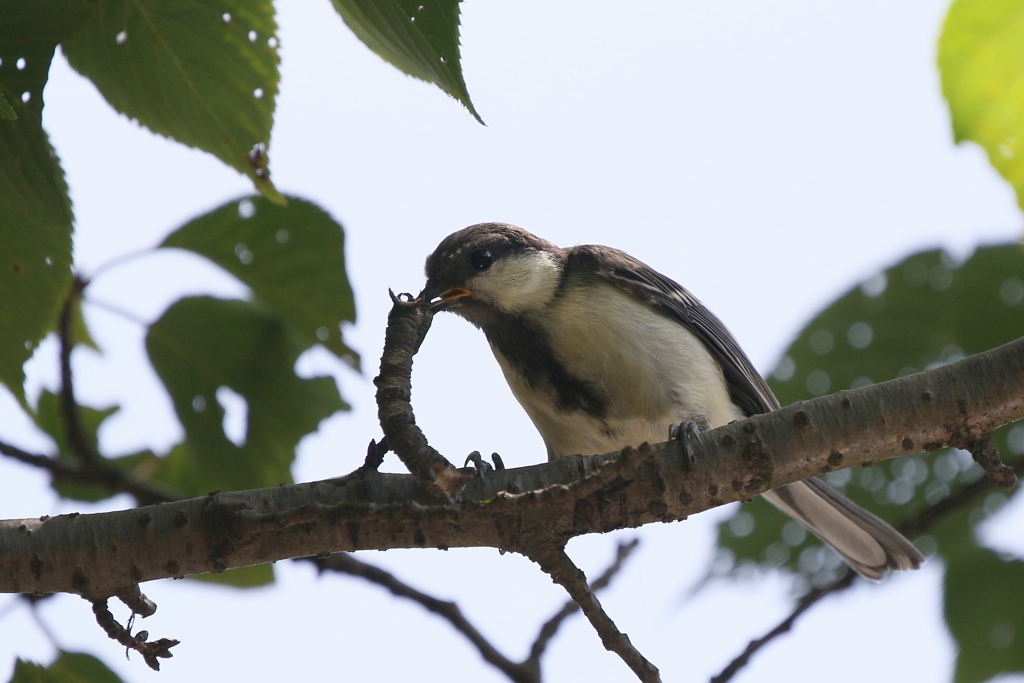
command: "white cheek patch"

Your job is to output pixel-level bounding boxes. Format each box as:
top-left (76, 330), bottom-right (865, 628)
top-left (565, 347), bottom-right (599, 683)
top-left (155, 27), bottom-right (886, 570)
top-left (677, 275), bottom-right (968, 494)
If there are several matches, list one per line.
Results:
top-left (471, 251), bottom-right (561, 314)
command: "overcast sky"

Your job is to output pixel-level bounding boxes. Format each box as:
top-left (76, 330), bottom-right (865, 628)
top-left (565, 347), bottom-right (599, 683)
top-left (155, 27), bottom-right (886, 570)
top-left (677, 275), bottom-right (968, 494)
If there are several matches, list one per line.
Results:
top-left (2, 0), bottom-right (1023, 681)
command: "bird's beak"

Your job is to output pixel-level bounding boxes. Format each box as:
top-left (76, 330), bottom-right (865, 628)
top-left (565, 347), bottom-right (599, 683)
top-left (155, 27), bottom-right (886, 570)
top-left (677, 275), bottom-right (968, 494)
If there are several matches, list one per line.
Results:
top-left (420, 283), bottom-right (472, 312)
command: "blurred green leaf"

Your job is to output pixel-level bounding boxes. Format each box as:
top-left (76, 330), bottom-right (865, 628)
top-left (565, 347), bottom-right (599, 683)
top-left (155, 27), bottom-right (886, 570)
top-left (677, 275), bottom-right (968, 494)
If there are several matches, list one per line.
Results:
top-left (0, 0), bottom-right (85, 405)
top-left (160, 195), bottom-right (358, 367)
top-left (70, 293), bottom-right (99, 352)
top-left (11, 650), bottom-right (123, 683)
top-left (940, 0), bottom-right (1024, 210)
top-left (61, 0), bottom-right (284, 201)
top-left (332, 0), bottom-right (481, 123)
top-left (0, 92), bottom-right (15, 120)
top-left (946, 549), bottom-right (1024, 683)
top-left (146, 296), bottom-right (347, 496)
top-left (190, 563), bottom-right (274, 588)
top-left (717, 244), bottom-right (1024, 586)
top-left (32, 389), bottom-right (162, 502)
top-left (33, 388), bottom-right (115, 462)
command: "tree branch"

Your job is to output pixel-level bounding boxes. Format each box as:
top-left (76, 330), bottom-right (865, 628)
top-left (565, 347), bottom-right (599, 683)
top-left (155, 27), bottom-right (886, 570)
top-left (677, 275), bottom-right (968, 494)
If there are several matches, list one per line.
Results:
top-left (525, 539), bottom-right (640, 669)
top-left (309, 540), bottom-right (640, 683)
top-left (58, 275), bottom-right (100, 470)
top-left (374, 293), bottom-right (471, 499)
top-left (0, 439), bottom-right (82, 479)
top-left (0, 437), bottom-right (176, 506)
top-left (1, 336), bottom-right (1022, 598)
top-left (0, 277), bottom-right (178, 506)
top-left (525, 543), bottom-right (660, 682)
top-left (90, 598), bottom-right (178, 671)
top-left (310, 552), bottom-right (533, 682)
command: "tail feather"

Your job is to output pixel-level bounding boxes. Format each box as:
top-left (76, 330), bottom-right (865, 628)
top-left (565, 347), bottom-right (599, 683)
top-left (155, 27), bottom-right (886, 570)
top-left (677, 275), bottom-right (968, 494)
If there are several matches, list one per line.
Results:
top-left (761, 478), bottom-right (924, 581)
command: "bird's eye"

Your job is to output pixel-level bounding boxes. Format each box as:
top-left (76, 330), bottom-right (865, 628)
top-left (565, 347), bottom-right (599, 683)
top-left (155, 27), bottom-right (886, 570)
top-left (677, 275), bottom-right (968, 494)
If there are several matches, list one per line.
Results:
top-left (470, 249), bottom-right (493, 271)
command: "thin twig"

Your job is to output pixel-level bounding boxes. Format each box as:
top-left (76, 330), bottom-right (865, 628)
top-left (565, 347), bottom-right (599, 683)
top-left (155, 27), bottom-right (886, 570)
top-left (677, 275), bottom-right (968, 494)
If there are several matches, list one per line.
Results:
top-left (90, 599), bottom-right (178, 671)
top-left (710, 454), bottom-right (1024, 683)
top-left (311, 539), bottom-right (642, 683)
top-left (28, 599), bottom-right (61, 647)
top-left (0, 438), bottom-right (81, 478)
top-left (710, 570), bottom-right (856, 683)
top-left (527, 544), bottom-right (661, 683)
top-left (0, 437), bottom-right (176, 505)
top-left (526, 539), bottom-right (641, 666)
top-left (310, 553), bottom-right (535, 682)
top-left (85, 246), bottom-right (158, 282)
top-left (58, 275), bottom-right (100, 469)
top-left (83, 296), bottom-right (150, 327)
top-left (964, 435), bottom-right (1018, 491)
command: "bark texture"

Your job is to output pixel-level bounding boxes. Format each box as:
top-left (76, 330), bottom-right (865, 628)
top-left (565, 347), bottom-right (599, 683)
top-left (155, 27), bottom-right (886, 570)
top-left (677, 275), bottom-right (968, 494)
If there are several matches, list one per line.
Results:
top-left (2, 335), bottom-right (1021, 599)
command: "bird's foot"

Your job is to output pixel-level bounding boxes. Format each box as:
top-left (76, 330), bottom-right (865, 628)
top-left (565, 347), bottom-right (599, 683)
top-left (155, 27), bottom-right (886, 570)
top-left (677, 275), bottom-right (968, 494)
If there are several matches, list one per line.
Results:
top-left (669, 421), bottom-right (704, 471)
top-left (464, 451), bottom-right (506, 479)
top-left (362, 436), bottom-right (390, 471)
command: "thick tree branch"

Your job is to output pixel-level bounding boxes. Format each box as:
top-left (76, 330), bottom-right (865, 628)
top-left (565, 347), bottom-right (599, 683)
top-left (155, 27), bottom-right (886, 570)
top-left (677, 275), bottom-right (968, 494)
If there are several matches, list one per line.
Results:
top-left (1, 336), bottom-right (1022, 599)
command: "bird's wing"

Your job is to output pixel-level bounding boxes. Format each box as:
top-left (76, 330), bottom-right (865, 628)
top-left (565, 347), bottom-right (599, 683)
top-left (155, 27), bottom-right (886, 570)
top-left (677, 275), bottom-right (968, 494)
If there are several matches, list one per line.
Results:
top-left (566, 245), bottom-right (781, 416)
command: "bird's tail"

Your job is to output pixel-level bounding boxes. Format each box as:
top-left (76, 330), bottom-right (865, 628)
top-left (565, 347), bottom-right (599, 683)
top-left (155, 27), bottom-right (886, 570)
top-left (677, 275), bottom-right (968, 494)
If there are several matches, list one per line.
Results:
top-left (761, 478), bottom-right (924, 581)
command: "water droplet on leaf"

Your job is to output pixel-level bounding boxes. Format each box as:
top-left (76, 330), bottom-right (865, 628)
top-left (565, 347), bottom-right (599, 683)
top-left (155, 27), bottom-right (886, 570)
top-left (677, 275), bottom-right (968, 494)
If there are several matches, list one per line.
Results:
top-left (237, 199), bottom-right (255, 219)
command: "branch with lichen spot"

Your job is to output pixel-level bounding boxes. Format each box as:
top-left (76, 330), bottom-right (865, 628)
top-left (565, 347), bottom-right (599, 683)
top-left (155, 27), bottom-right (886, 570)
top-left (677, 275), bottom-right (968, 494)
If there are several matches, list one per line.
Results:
top-left (1, 336), bottom-right (1022, 597)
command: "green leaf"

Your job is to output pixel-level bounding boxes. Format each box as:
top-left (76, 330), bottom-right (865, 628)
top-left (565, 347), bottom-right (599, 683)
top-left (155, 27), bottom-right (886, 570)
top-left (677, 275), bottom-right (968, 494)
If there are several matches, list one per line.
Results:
top-left (946, 549), bottom-right (1024, 683)
top-left (716, 244), bottom-right (1024, 584)
top-left (0, 92), bottom-right (15, 120)
top-left (939, 0), bottom-right (1024, 210)
top-left (160, 195), bottom-right (358, 367)
top-left (146, 296), bottom-right (347, 496)
top-left (70, 293), bottom-right (99, 352)
top-left (190, 563), bottom-right (274, 588)
top-left (32, 389), bottom-right (162, 502)
top-left (61, 0), bottom-right (284, 201)
top-left (331, 0), bottom-right (481, 123)
top-left (11, 651), bottom-right (123, 683)
top-left (0, 0), bottom-right (85, 405)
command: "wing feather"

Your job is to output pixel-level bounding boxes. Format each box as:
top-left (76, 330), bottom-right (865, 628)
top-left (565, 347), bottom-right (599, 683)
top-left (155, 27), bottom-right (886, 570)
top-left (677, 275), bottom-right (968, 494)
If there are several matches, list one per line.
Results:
top-left (565, 245), bottom-right (780, 416)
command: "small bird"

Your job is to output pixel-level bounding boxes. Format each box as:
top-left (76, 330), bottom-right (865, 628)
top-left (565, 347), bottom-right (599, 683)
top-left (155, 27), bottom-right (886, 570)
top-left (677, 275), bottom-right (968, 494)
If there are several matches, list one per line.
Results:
top-left (420, 223), bottom-right (923, 580)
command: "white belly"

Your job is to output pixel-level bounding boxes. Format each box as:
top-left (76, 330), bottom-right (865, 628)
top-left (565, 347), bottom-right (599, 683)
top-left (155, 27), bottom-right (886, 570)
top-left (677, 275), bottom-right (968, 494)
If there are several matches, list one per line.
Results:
top-left (490, 282), bottom-right (744, 459)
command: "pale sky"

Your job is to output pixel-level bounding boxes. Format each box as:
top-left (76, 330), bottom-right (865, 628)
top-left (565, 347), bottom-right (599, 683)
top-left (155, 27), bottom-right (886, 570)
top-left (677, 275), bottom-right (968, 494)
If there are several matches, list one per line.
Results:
top-left (2, 0), bottom-right (1023, 681)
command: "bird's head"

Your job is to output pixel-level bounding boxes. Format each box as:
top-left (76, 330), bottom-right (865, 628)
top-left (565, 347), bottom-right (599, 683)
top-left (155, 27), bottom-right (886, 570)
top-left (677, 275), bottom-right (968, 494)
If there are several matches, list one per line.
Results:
top-left (421, 223), bottom-right (564, 325)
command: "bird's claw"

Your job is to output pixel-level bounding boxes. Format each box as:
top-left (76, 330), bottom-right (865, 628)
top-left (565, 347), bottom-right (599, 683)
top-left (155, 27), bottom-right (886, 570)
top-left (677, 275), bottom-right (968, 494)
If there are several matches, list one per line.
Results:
top-left (669, 421), bottom-right (704, 471)
top-left (362, 436), bottom-right (390, 471)
top-left (464, 451), bottom-right (505, 479)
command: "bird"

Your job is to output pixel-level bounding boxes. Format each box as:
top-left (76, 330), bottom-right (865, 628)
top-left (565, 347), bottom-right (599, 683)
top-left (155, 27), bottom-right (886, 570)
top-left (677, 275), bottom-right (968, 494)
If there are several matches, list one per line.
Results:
top-left (419, 222), bottom-right (924, 581)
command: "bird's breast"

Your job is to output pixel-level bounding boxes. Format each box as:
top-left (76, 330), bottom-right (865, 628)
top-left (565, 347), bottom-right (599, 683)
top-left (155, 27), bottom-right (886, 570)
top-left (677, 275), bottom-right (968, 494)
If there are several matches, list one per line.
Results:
top-left (485, 281), bottom-right (743, 459)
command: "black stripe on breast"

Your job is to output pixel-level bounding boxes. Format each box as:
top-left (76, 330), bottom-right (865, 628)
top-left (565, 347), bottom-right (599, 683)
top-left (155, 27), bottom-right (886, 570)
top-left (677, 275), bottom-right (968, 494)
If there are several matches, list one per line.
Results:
top-left (482, 315), bottom-right (609, 419)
